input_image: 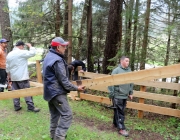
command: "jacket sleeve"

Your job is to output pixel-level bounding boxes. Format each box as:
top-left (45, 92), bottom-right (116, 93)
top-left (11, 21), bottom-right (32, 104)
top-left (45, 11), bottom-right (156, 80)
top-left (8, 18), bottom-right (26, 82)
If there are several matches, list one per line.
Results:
top-left (129, 83), bottom-right (134, 95)
top-left (53, 60), bottom-right (78, 91)
top-left (108, 68), bottom-right (117, 98)
top-left (21, 47), bottom-right (36, 59)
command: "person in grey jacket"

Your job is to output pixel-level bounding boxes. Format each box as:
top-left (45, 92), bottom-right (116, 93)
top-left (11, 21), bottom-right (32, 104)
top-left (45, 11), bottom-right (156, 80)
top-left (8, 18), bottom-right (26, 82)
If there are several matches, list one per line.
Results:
top-left (43, 37), bottom-right (85, 140)
top-left (108, 56), bottom-right (133, 137)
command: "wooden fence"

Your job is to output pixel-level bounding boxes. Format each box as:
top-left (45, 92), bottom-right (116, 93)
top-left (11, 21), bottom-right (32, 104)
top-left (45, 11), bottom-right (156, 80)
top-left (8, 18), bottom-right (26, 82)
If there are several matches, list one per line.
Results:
top-left (0, 61), bottom-right (179, 118)
top-left (76, 70), bottom-right (180, 118)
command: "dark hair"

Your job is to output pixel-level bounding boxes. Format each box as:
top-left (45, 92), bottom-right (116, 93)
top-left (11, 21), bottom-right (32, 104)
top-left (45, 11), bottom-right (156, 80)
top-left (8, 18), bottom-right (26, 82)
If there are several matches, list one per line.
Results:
top-left (120, 56), bottom-right (129, 62)
top-left (51, 46), bottom-right (58, 50)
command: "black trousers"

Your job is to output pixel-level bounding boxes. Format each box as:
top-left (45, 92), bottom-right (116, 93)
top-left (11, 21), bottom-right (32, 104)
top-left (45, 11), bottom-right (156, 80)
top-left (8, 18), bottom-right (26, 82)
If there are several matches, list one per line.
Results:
top-left (113, 98), bottom-right (127, 130)
top-left (0, 69), bottom-right (7, 92)
top-left (12, 80), bottom-right (35, 110)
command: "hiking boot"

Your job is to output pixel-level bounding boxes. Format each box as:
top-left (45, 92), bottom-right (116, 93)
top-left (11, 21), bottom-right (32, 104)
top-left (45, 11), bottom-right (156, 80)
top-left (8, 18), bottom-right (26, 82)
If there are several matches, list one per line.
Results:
top-left (54, 136), bottom-right (66, 140)
top-left (15, 107), bottom-right (22, 111)
top-left (54, 135), bottom-right (67, 140)
top-left (27, 107), bottom-right (40, 112)
top-left (119, 129), bottom-right (129, 137)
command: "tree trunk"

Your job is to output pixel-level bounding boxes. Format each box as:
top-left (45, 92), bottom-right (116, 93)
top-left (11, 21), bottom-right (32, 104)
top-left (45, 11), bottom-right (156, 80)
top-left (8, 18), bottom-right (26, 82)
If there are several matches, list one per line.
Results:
top-left (124, 0), bottom-right (134, 55)
top-left (102, 0), bottom-right (122, 74)
top-left (119, 0), bottom-right (123, 49)
top-left (63, 0), bottom-right (68, 62)
top-left (131, 0), bottom-right (139, 71)
top-left (55, 0), bottom-right (61, 36)
top-left (140, 0), bottom-right (151, 70)
top-left (76, 0), bottom-right (88, 60)
top-left (68, 0), bottom-right (73, 64)
top-left (87, 0), bottom-right (94, 72)
top-left (0, 0), bottom-right (13, 52)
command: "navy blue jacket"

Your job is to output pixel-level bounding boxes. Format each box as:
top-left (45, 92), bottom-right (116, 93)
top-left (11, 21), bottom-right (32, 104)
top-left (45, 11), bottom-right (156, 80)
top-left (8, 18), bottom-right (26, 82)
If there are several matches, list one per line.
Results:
top-left (70, 60), bottom-right (86, 71)
top-left (43, 48), bottom-right (78, 101)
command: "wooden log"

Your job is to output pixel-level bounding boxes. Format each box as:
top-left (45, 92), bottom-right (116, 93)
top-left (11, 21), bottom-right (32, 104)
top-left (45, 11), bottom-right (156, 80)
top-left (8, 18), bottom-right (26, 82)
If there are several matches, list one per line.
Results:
top-left (138, 86), bottom-right (146, 118)
top-left (36, 60), bottom-right (43, 83)
top-left (0, 87), bottom-right (43, 100)
top-left (30, 81), bottom-right (43, 87)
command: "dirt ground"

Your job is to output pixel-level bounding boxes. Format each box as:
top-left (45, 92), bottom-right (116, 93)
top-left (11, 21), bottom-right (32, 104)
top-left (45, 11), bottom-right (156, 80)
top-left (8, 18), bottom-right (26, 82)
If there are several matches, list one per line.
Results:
top-left (73, 115), bottom-right (168, 140)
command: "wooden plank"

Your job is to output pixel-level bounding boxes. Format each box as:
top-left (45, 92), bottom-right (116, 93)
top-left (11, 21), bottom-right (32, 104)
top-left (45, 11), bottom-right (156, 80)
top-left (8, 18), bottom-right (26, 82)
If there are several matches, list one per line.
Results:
top-left (0, 87), bottom-right (43, 100)
top-left (134, 91), bottom-right (180, 104)
top-left (79, 71), bottom-right (180, 90)
top-left (127, 102), bottom-right (180, 118)
top-left (36, 60), bottom-right (43, 83)
top-left (30, 81), bottom-right (43, 87)
top-left (88, 80), bottom-right (180, 91)
top-left (138, 86), bottom-right (146, 118)
top-left (80, 93), bottom-right (111, 104)
top-left (79, 93), bottom-right (180, 118)
top-left (135, 81), bottom-right (180, 90)
top-left (69, 91), bottom-right (78, 96)
top-left (78, 72), bottom-right (107, 79)
top-left (78, 90), bottom-right (180, 104)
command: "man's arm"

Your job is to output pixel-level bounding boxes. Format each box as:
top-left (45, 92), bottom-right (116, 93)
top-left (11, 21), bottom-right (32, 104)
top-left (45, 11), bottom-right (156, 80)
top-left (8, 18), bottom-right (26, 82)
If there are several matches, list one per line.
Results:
top-left (129, 83), bottom-right (134, 100)
top-left (21, 43), bottom-right (36, 59)
top-left (108, 68), bottom-right (118, 98)
top-left (53, 61), bottom-right (85, 91)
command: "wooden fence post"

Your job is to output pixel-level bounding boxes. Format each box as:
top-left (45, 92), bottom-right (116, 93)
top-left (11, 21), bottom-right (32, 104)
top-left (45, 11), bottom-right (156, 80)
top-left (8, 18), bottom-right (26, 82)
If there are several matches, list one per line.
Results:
top-left (36, 60), bottom-right (43, 83)
top-left (138, 85), bottom-right (146, 118)
top-left (76, 66), bottom-right (82, 97)
top-left (77, 66), bottom-right (82, 80)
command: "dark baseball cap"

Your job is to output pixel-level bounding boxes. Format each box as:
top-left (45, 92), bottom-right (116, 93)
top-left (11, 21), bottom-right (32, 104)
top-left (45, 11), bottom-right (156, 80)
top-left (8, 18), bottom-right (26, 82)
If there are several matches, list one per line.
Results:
top-left (51, 37), bottom-right (69, 47)
top-left (15, 41), bottom-right (25, 46)
top-left (0, 38), bottom-right (9, 43)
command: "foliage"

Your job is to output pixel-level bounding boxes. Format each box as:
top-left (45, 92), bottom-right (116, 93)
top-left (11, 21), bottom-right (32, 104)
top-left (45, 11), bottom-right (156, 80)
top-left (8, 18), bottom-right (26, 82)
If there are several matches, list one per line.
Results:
top-left (8, 0), bottom-right (180, 72)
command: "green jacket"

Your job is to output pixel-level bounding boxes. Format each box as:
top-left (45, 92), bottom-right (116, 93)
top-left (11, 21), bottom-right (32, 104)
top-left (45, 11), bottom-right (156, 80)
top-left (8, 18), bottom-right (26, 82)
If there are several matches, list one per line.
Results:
top-left (108, 64), bottom-right (133, 99)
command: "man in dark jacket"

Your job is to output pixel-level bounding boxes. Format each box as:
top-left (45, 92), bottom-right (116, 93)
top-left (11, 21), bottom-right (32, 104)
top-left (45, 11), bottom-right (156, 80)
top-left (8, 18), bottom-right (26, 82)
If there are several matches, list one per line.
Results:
top-left (43, 37), bottom-right (85, 140)
top-left (108, 56), bottom-right (133, 137)
top-left (68, 60), bottom-right (86, 80)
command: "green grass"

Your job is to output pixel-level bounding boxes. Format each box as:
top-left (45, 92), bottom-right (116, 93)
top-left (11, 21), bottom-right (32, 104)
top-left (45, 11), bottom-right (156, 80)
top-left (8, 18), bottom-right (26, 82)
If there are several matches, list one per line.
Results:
top-left (0, 95), bottom-right (179, 140)
top-left (28, 54), bottom-right (42, 62)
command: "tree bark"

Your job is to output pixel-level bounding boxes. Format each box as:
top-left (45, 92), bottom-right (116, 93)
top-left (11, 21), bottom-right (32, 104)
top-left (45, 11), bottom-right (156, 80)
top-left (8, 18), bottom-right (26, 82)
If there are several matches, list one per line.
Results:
top-left (87, 0), bottom-right (94, 72)
top-left (55, 0), bottom-right (61, 37)
top-left (124, 0), bottom-right (134, 55)
top-left (102, 0), bottom-right (122, 74)
top-left (63, 0), bottom-right (68, 62)
top-left (131, 0), bottom-right (139, 71)
top-left (0, 0), bottom-right (13, 52)
top-left (140, 0), bottom-right (151, 70)
top-left (68, 0), bottom-right (73, 64)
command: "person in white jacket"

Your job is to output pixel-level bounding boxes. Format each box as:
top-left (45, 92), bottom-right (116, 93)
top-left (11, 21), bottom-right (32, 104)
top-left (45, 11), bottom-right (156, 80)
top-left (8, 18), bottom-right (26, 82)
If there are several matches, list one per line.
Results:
top-left (6, 41), bottom-right (40, 112)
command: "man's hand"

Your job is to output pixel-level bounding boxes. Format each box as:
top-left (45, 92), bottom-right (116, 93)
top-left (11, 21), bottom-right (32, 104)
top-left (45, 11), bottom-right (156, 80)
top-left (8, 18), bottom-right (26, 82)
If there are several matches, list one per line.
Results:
top-left (77, 85), bottom-right (85, 91)
top-left (129, 95), bottom-right (133, 100)
top-left (25, 43), bottom-right (32, 48)
top-left (79, 70), bottom-right (84, 73)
